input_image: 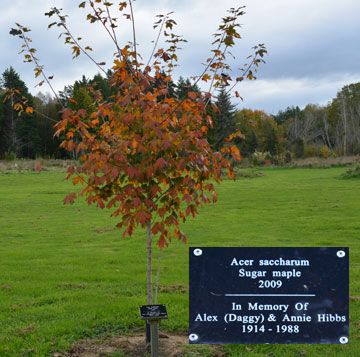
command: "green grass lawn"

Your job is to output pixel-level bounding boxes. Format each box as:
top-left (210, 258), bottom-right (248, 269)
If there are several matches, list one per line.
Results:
top-left (0, 167), bottom-right (359, 356)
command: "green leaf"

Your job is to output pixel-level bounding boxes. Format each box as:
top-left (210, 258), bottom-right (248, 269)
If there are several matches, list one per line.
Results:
top-left (224, 36), bottom-right (234, 46)
top-left (72, 46), bottom-right (81, 58)
top-left (34, 67), bottom-right (42, 78)
top-left (9, 28), bottom-right (22, 36)
top-left (44, 10), bottom-right (55, 17)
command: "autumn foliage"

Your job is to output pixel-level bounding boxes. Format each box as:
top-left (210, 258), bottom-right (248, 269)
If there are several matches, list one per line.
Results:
top-left (10, 1), bottom-right (266, 249)
top-left (57, 59), bottom-right (238, 248)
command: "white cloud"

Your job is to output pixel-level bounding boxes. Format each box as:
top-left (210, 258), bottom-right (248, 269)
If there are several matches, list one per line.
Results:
top-left (1, 0), bottom-right (360, 113)
top-left (237, 73), bottom-right (360, 113)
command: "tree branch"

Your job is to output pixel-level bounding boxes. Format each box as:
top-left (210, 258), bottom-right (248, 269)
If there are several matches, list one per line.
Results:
top-left (19, 26), bottom-right (63, 108)
top-left (129, 0), bottom-right (139, 72)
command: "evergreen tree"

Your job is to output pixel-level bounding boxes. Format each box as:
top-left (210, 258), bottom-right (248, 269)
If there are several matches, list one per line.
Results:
top-left (33, 93), bottom-right (63, 158)
top-left (211, 88), bottom-right (236, 150)
top-left (175, 76), bottom-right (200, 99)
top-left (92, 72), bottom-right (113, 100)
top-left (0, 67), bottom-right (40, 158)
top-left (274, 106), bottom-right (302, 124)
top-left (0, 90), bottom-right (5, 157)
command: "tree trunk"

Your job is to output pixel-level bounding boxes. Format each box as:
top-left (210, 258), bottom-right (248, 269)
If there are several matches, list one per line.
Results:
top-left (10, 95), bottom-right (17, 156)
top-left (341, 95), bottom-right (347, 156)
top-left (322, 112), bottom-right (333, 150)
top-left (146, 221), bottom-right (153, 304)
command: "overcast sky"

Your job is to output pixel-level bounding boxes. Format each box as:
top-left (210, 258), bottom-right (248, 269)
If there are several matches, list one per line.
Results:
top-left (1, 0), bottom-right (360, 114)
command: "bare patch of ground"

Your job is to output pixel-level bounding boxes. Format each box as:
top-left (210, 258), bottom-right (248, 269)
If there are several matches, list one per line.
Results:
top-left (158, 284), bottom-right (188, 294)
top-left (94, 227), bottom-right (116, 234)
top-left (0, 283), bottom-right (12, 290)
top-left (0, 159), bottom-right (75, 172)
top-left (55, 332), bottom-right (225, 357)
top-left (1, 156), bottom-right (359, 173)
top-left (290, 155), bottom-right (360, 168)
top-left (350, 296), bottom-right (360, 301)
top-left (56, 283), bottom-right (88, 290)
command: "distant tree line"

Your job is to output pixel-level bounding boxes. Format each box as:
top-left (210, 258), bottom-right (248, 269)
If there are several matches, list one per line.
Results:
top-left (1, 66), bottom-right (360, 161)
top-left (275, 82), bottom-right (360, 158)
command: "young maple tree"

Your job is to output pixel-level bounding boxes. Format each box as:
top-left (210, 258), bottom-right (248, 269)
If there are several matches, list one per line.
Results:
top-left (10, 1), bottom-right (266, 305)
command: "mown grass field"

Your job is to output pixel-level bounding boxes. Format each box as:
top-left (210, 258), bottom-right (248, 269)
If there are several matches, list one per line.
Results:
top-left (0, 166), bottom-right (359, 356)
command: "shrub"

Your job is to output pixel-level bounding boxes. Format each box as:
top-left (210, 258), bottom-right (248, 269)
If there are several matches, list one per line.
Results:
top-left (285, 151), bottom-right (292, 163)
top-left (4, 152), bottom-right (16, 161)
top-left (252, 150), bottom-right (271, 166)
top-left (235, 168), bottom-right (264, 178)
top-left (292, 138), bottom-right (304, 158)
top-left (303, 145), bottom-right (319, 158)
top-left (342, 166), bottom-right (360, 179)
top-left (319, 145), bottom-right (332, 158)
top-left (271, 151), bottom-right (292, 166)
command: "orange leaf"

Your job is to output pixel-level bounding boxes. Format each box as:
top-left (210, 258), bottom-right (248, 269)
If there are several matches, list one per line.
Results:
top-left (230, 145), bottom-right (241, 161)
top-left (187, 91), bottom-right (197, 100)
top-left (202, 73), bottom-right (211, 82)
top-left (119, 1), bottom-right (127, 10)
top-left (72, 175), bottom-right (84, 185)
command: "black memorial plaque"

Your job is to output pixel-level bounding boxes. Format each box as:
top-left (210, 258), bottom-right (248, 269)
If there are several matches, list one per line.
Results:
top-left (140, 304), bottom-right (168, 320)
top-left (189, 247), bottom-right (349, 344)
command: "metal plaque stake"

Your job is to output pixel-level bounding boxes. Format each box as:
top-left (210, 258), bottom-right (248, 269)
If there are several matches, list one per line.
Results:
top-left (139, 304), bottom-right (168, 356)
top-left (150, 319), bottom-right (159, 357)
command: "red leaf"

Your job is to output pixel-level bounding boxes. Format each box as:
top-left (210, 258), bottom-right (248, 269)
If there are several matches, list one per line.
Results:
top-left (161, 52), bottom-right (171, 62)
top-left (137, 211), bottom-right (150, 225)
top-left (154, 157), bottom-right (167, 170)
top-left (152, 222), bottom-right (164, 235)
top-left (182, 194), bottom-right (192, 203)
top-left (66, 165), bottom-right (75, 179)
top-left (127, 166), bottom-right (139, 178)
top-left (111, 167), bottom-right (120, 179)
top-left (163, 140), bottom-right (171, 150)
top-left (133, 197), bottom-right (141, 208)
top-left (97, 198), bottom-right (105, 209)
top-left (174, 229), bottom-right (187, 243)
top-left (177, 159), bottom-right (186, 170)
top-left (150, 185), bottom-right (161, 198)
top-left (64, 192), bottom-right (76, 205)
top-left (157, 235), bottom-right (167, 249)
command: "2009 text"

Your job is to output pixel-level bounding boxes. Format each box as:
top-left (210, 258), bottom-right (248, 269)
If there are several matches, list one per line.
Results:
top-left (258, 280), bottom-right (282, 288)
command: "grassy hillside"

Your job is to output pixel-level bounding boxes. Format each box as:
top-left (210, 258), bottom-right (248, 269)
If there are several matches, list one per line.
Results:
top-left (0, 167), bottom-right (359, 356)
